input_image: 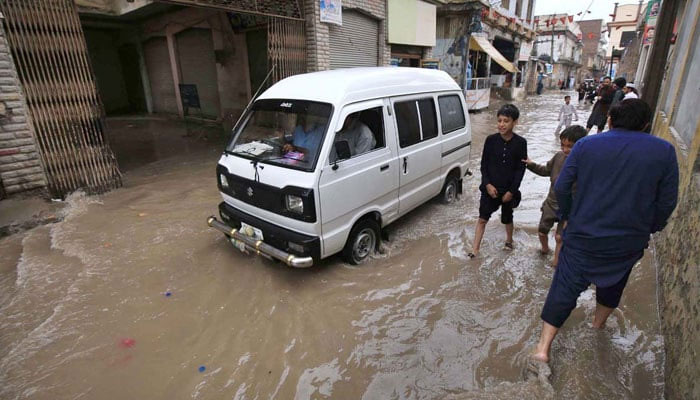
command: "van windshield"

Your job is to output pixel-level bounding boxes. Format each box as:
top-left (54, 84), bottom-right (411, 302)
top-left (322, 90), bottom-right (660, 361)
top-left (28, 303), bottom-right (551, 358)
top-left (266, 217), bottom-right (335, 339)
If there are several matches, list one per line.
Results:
top-left (226, 99), bottom-right (332, 172)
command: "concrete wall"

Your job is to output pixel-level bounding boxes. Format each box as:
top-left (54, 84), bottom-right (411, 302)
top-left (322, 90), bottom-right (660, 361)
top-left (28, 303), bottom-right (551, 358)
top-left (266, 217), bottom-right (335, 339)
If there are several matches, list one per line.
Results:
top-left (139, 7), bottom-right (250, 121)
top-left (652, 114), bottom-right (700, 400)
top-left (304, 0), bottom-right (390, 72)
top-left (650, 1), bottom-right (700, 397)
top-left (0, 17), bottom-right (47, 197)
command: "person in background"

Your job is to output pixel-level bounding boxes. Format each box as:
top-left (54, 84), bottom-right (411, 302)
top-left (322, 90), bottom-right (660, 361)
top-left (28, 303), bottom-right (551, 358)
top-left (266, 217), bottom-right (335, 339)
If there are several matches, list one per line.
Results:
top-left (555, 95), bottom-right (579, 133)
top-left (586, 76), bottom-right (615, 133)
top-left (522, 125), bottom-right (588, 267)
top-left (577, 83), bottom-right (586, 103)
top-left (623, 83), bottom-right (639, 99)
top-left (468, 104), bottom-right (528, 258)
top-left (611, 77), bottom-right (627, 107)
top-left (532, 99), bottom-right (679, 364)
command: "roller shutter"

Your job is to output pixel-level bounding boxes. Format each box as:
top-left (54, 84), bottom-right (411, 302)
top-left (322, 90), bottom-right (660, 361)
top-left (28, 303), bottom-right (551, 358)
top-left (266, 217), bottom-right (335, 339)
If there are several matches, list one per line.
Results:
top-left (143, 37), bottom-right (177, 114)
top-left (329, 10), bottom-right (379, 69)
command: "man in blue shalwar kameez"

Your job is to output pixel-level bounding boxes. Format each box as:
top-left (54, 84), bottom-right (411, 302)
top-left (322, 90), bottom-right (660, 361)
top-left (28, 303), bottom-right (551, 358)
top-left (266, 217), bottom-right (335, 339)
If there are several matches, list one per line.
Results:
top-left (532, 99), bottom-right (679, 363)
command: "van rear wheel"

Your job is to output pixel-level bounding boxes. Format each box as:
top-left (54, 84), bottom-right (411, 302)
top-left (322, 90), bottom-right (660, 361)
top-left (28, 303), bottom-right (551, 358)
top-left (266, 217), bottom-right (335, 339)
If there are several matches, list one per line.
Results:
top-left (342, 219), bottom-right (379, 265)
top-left (440, 175), bottom-right (459, 204)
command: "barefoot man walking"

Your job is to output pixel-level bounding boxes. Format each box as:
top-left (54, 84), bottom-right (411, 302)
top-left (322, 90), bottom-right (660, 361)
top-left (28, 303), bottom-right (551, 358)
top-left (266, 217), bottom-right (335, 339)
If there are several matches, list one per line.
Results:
top-left (532, 99), bottom-right (679, 363)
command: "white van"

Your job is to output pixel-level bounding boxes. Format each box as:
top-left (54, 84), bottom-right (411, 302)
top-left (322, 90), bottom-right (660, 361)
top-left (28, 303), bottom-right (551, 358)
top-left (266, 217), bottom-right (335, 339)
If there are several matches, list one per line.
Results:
top-left (207, 67), bottom-right (471, 267)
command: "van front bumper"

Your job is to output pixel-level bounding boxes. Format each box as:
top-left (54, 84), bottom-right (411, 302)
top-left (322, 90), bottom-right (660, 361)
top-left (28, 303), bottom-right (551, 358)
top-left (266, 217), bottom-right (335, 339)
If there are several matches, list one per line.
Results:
top-left (209, 202), bottom-right (320, 268)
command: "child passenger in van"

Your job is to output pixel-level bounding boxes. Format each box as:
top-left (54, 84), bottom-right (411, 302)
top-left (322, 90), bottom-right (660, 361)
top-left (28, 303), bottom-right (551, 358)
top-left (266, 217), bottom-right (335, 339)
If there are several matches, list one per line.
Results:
top-left (468, 104), bottom-right (528, 258)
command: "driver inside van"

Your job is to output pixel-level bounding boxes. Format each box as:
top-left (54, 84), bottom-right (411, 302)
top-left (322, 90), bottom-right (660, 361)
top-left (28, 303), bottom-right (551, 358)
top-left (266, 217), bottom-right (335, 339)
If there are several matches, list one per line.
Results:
top-left (282, 114), bottom-right (325, 159)
top-left (330, 112), bottom-right (376, 162)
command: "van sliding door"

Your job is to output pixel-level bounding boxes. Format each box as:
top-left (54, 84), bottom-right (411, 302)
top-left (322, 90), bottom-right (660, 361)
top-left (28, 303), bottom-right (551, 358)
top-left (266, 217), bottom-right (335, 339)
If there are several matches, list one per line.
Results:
top-left (392, 96), bottom-right (442, 215)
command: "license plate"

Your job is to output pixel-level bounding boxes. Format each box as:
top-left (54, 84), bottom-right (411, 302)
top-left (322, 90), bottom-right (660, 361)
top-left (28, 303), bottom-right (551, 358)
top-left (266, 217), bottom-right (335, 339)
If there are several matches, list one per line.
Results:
top-left (240, 222), bottom-right (264, 241)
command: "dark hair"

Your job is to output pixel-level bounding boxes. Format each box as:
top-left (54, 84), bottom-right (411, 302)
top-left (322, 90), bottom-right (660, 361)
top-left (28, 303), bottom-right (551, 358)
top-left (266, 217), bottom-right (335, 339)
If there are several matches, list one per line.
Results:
top-left (614, 77), bottom-right (627, 88)
top-left (602, 76), bottom-right (611, 81)
top-left (559, 125), bottom-right (587, 143)
top-left (564, 95), bottom-right (571, 100)
top-left (608, 99), bottom-right (652, 131)
top-left (497, 104), bottom-right (520, 121)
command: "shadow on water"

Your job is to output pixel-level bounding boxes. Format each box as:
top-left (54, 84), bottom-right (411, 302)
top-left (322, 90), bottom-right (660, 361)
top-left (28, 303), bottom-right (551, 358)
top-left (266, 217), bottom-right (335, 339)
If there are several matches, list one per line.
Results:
top-left (0, 91), bottom-right (663, 399)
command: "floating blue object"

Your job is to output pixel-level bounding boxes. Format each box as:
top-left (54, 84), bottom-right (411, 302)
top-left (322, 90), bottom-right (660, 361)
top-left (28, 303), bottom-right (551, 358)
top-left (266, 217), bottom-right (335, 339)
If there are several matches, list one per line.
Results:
top-left (198, 365), bottom-right (206, 373)
top-left (165, 291), bottom-right (172, 297)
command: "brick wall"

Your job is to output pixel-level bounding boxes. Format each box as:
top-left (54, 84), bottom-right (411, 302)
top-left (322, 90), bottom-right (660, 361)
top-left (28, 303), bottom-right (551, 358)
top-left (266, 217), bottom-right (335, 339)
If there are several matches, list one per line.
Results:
top-left (0, 16), bottom-right (47, 197)
top-left (304, 0), bottom-right (390, 72)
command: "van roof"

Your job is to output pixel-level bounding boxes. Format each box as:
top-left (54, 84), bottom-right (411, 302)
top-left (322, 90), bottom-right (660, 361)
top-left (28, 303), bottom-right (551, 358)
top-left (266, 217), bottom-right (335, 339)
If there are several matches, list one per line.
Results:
top-left (257, 67), bottom-right (461, 106)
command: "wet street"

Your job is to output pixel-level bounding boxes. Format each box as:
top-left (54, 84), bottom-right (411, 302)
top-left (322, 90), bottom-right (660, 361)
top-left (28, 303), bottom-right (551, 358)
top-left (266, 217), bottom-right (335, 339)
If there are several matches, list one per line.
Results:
top-left (0, 91), bottom-right (664, 399)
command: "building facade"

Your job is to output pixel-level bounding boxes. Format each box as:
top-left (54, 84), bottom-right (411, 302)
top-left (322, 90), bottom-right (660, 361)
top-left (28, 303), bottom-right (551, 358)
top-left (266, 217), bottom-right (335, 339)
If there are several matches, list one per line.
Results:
top-left (2, 0), bottom-right (406, 197)
top-left (434, 0), bottom-right (537, 106)
top-left (606, 1), bottom-right (647, 77)
top-left (577, 19), bottom-right (607, 80)
top-left (534, 14), bottom-right (583, 88)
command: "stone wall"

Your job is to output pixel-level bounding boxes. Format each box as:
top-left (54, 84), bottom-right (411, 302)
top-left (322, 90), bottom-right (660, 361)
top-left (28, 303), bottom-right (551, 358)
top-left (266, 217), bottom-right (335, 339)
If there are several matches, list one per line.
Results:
top-left (0, 16), bottom-right (47, 197)
top-left (652, 115), bottom-right (700, 400)
top-left (304, 0), bottom-right (389, 72)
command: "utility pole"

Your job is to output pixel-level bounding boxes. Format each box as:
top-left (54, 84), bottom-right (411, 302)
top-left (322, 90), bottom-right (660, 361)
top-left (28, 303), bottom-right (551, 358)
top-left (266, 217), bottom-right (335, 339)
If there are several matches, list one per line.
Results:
top-left (549, 14), bottom-right (555, 88)
top-left (641, 0), bottom-right (681, 116)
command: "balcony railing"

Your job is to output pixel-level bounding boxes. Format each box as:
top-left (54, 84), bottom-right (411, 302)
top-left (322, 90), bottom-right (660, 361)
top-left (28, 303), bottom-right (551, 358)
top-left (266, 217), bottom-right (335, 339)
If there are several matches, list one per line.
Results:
top-left (465, 77), bottom-right (491, 91)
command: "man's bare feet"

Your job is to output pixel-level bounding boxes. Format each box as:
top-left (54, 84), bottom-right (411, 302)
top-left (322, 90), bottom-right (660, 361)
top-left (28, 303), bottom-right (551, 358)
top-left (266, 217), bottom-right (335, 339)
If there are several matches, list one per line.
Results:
top-left (592, 315), bottom-right (606, 329)
top-left (592, 303), bottom-right (614, 328)
top-left (531, 349), bottom-right (549, 363)
top-left (539, 247), bottom-right (551, 255)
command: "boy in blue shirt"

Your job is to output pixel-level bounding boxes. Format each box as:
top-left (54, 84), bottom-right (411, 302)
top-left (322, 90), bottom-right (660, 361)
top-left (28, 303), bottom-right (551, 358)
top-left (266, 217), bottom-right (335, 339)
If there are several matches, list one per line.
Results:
top-left (469, 104), bottom-right (528, 258)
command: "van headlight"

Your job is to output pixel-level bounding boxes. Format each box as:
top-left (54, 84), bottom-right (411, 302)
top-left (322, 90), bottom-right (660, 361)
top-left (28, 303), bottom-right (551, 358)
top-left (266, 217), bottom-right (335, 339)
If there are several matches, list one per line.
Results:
top-left (285, 194), bottom-right (304, 214)
top-left (219, 173), bottom-right (229, 189)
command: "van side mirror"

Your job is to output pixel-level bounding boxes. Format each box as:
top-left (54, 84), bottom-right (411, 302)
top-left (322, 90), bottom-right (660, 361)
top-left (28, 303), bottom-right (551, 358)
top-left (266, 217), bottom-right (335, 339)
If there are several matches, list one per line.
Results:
top-left (335, 140), bottom-right (351, 161)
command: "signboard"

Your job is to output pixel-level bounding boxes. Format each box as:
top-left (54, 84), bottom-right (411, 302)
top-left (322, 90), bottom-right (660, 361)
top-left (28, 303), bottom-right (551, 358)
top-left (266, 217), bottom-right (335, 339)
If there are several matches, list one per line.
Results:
top-left (420, 59), bottom-right (439, 69)
top-left (179, 84), bottom-right (200, 109)
top-left (642, 0), bottom-right (661, 45)
top-left (545, 63), bottom-right (553, 74)
top-left (518, 41), bottom-right (532, 62)
top-left (320, 0), bottom-right (342, 25)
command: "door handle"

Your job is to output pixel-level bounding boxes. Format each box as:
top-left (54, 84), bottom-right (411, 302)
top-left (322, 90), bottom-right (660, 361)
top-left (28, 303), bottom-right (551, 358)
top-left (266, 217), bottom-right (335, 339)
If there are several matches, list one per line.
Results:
top-left (403, 157), bottom-right (408, 174)
top-left (380, 164), bottom-right (389, 171)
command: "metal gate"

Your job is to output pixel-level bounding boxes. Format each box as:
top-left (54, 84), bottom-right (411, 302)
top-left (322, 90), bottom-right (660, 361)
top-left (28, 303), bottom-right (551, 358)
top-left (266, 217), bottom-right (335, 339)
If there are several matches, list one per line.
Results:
top-left (0, 0), bottom-right (121, 197)
top-left (329, 10), bottom-right (379, 69)
top-left (161, 0), bottom-right (306, 83)
top-left (267, 17), bottom-right (306, 83)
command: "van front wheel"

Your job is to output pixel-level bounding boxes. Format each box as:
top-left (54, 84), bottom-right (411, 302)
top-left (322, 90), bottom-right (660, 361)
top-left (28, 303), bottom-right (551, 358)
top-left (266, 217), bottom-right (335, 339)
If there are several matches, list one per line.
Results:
top-left (342, 219), bottom-right (379, 265)
top-left (440, 175), bottom-right (460, 204)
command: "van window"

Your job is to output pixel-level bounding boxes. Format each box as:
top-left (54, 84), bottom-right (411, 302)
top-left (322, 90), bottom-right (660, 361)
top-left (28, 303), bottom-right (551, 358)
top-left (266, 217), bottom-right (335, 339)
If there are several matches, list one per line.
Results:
top-left (330, 107), bottom-right (385, 163)
top-left (395, 98), bottom-right (438, 148)
top-left (438, 95), bottom-right (465, 134)
top-left (395, 101), bottom-right (421, 148)
top-left (418, 98), bottom-right (437, 140)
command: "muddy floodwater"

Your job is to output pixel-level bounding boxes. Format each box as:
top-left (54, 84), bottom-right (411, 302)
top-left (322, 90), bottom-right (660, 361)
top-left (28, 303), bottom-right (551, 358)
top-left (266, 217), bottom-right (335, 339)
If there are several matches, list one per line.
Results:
top-left (0, 91), bottom-right (664, 399)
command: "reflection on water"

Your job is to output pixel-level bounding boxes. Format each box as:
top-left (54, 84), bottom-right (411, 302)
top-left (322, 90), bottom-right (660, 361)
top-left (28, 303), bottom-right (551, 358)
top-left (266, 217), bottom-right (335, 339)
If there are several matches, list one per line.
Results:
top-left (0, 91), bottom-right (663, 399)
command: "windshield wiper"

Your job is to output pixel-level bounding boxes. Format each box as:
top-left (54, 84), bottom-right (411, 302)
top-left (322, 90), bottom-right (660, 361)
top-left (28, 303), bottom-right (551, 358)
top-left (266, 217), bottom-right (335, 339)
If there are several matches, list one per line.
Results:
top-left (229, 148), bottom-right (261, 160)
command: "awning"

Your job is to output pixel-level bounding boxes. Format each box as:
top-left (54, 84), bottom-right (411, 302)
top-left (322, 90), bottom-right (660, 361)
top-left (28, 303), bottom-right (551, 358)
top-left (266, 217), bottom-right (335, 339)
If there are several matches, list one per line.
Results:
top-left (469, 36), bottom-right (518, 73)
